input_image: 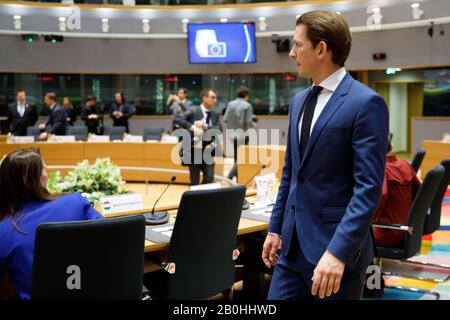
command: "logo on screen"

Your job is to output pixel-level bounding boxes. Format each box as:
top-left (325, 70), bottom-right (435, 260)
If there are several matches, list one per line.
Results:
top-left (207, 42), bottom-right (227, 58)
top-left (195, 29), bottom-right (228, 58)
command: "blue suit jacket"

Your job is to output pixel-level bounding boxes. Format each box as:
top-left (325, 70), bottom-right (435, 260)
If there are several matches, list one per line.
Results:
top-left (45, 103), bottom-right (67, 135)
top-left (269, 74), bottom-right (389, 269)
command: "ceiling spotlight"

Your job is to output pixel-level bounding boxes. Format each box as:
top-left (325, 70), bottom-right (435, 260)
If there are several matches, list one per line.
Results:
top-left (411, 3), bottom-right (424, 20)
top-left (182, 18), bottom-right (189, 33)
top-left (220, 18), bottom-right (228, 23)
top-left (142, 19), bottom-right (150, 33)
top-left (13, 15), bottom-right (21, 30)
top-left (258, 17), bottom-right (267, 32)
top-left (58, 17), bottom-right (67, 32)
top-left (101, 18), bottom-right (109, 33)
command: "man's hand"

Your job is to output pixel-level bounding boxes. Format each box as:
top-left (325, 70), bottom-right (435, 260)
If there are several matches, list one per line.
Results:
top-left (192, 126), bottom-right (203, 136)
top-left (117, 111), bottom-right (124, 118)
top-left (311, 251), bottom-right (345, 299)
top-left (194, 120), bottom-right (203, 129)
top-left (262, 233), bottom-right (282, 268)
top-left (88, 114), bottom-right (98, 119)
top-left (38, 123), bottom-right (46, 130)
top-left (39, 132), bottom-right (48, 140)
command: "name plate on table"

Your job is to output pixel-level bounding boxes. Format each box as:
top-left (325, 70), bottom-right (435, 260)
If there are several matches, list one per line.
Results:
top-left (100, 193), bottom-right (143, 216)
top-left (160, 135), bottom-right (179, 143)
top-left (48, 135), bottom-right (76, 142)
top-left (9, 136), bottom-right (35, 143)
top-left (189, 182), bottom-right (222, 191)
top-left (123, 134), bottom-right (144, 142)
top-left (88, 135), bottom-right (110, 142)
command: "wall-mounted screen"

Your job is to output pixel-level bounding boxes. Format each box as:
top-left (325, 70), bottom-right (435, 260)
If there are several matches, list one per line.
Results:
top-left (187, 22), bottom-right (256, 64)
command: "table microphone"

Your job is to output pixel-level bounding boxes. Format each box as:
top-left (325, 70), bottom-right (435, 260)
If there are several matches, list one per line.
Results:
top-left (144, 176), bottom-right (176, 225)
top-left (241, 165), bottom-right (266, 210)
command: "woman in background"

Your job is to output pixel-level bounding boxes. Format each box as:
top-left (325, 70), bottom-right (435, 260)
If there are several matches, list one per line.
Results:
top-left (0, 148), bottom-right (103, 300)
top-left (62, 96), bottom-right (77, 126)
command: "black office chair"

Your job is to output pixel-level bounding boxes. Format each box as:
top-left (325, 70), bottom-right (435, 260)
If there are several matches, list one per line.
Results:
top-left (108, 126), bottom-right (126, 141)
top-left (406, 159), bottom-right (450, 268)
top-left (373, 164), bottom-right (445, 298)
top-left (143, 126), bottom-right (165, 141)
top-left (66, 126), bottom-right (88, 141)
top-left (410, 148), bottom-right (426, 173)
top-left (31, 215), bottom-right (145, 300)
top-left (144, 185), bottom-right (246, 300)
top-left (26, 126), bottom-right (41, 140)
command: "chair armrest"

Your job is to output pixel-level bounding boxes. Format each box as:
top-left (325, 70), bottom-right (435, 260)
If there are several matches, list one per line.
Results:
top-left (372, 222), bottom-right (413, 235)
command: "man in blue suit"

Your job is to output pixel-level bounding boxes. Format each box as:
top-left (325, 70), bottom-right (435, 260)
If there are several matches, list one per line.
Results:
top-left (38, 92), bottom-right (67, 140)
top-left (262, 10), bottom-right (388, 300)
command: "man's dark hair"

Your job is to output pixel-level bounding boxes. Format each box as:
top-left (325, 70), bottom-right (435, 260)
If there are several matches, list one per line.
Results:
top-left (16, 89), bottom-right (26, 95)
top-left (45, 92), bottom-right (57, 101)
top-left (200, 88), bottom-right (217, 100)
top-left (296, 10), bottom-right (352, 67)
top-left (178, 87), bottom-right (189, 95)
top-left (236, 86), bottom-right (250, 99)
top-left (85, 95), bottom-right (97, 103)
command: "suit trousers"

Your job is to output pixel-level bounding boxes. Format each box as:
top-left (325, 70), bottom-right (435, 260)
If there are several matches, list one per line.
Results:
top-left (189, 163), bottom-right (214, 185)
top-left (267, 227), bottom-right (369, 300)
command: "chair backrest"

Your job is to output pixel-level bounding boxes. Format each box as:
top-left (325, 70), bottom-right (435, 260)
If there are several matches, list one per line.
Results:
top-left (411, 148), bottom-right (426, 173)
top-left (165, 185), bottom-right (246, 299)
top-left (423, 159), bottom-right (450, 235)
top-left (404, 164), bottom-right (445, 257)
top-left (108, 126), bottom-right (126, 141)
top-left (143, 126), bottom-right (165, 141)
top-left (66, 126), bottom-right (88, 141)
top-left (31, 215), bottom-right (145, 300)
top-left (26, 126), bottom-right (41, 140)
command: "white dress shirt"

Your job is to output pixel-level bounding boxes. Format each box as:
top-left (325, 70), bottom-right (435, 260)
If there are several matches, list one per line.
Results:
top-left (298, 67), bottom-right (347, 143)
top-left (200, 104), bottom-right (209, 125)
top-left (17, 102), bottom-right (25, 117)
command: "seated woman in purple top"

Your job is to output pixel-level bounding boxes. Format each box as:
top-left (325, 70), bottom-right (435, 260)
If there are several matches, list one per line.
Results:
top-left (0, 148), bottom-right (104, 300)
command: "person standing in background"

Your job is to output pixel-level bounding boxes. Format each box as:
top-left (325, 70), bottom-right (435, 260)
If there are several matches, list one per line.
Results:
top-left (62, 97), bottom-right (77, 126)
top-left (38, 92), bottom-right (67, 140)
top-left (7, 90), bottom-right (38, 136)
top-left (224, 85), bottom-right (255, 180)
top-left (111, 92), bottom-right (133, 133)
top-left (81, 95), bottom-right (100, 135)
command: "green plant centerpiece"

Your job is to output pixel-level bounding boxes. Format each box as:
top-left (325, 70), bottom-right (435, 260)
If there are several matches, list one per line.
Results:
top-left (47, 157), bottom-right (127, 205)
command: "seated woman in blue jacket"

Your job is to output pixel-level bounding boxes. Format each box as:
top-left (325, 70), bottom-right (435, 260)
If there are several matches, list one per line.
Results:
top-left (0, 148), bottom-right (104, 300)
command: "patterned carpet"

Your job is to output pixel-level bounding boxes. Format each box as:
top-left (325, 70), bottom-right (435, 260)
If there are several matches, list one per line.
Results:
top-left (376, 189), bottom-right (450, 300)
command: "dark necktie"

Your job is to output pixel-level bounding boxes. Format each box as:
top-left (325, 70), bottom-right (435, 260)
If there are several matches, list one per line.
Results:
top-left (300, 86), bottom-right (323, 158)
top-left (205, 111), bottom-right (211, 126)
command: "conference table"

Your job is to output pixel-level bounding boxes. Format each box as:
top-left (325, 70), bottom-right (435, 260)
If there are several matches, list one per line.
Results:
top-left (0, 140), bottom-right (282, 263)
top-left (99, 183), bottom-right (268, 254)
top-left (0, 141), bottom-right (224, 184)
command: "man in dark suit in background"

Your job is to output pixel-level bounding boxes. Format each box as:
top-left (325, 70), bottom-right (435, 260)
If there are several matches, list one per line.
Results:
top-left (173, 88), bottom-right (222, 185)
top-left (39, 92), bottom-right (67, 140)
top-left (81, 95), bottom-right (100, 134)
top-left (7, 90), bottom-right (38, 136)
top-left (262, 10), bottom-right (388, 300)
top-left (111, 92), bottom-right (133, 133)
